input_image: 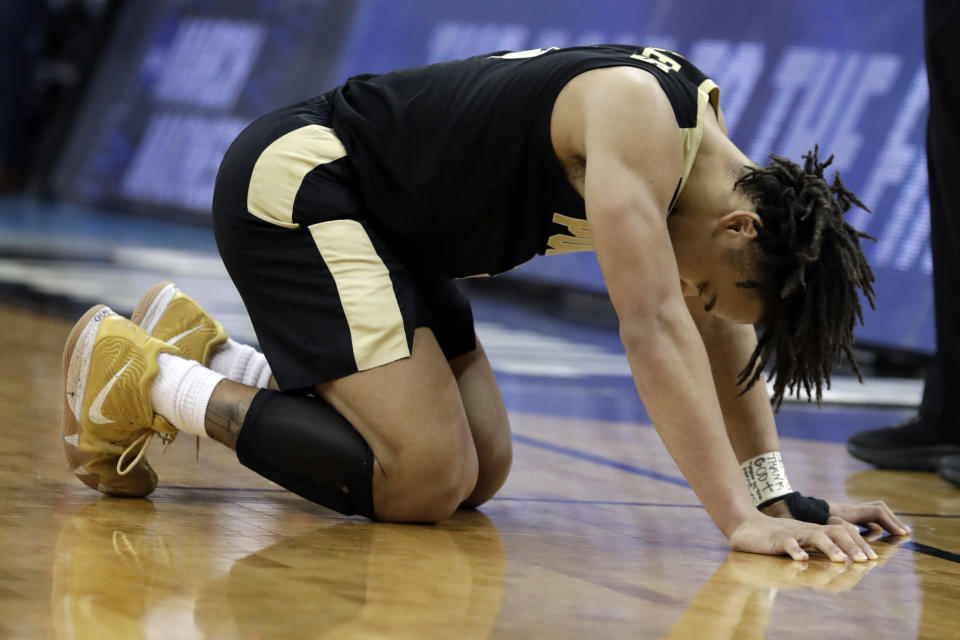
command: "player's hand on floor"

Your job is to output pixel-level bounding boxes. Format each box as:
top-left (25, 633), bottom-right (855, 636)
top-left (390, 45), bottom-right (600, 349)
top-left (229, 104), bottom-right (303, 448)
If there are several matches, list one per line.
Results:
top-left (760, 496), bottom-right (911, 537)
top-left (728, 515), bottom-right (879, 562)
top-left (826, 500), bottom-right (911, 536)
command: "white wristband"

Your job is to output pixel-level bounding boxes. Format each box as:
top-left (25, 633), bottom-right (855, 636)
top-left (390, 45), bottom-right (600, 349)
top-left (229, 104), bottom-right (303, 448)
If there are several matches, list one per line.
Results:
top-left (741, 451), bottom-right (793, 507)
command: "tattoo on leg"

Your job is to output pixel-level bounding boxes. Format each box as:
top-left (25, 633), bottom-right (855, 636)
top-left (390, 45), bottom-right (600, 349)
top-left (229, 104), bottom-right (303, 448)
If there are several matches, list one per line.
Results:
top-left (204, 381), bottom-right (257, 450)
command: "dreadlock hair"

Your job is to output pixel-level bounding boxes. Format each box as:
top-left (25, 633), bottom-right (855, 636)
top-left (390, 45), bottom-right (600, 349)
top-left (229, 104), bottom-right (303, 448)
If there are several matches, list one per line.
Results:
top-left (733, 146), bottom-right (876, 410)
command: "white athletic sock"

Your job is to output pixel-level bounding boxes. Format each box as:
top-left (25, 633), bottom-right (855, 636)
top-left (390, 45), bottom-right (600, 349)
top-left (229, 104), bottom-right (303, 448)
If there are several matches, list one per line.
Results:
top-left (150, 353), bottom-right (225, 438)
top-left (207, 338), bottom-right (272, 388)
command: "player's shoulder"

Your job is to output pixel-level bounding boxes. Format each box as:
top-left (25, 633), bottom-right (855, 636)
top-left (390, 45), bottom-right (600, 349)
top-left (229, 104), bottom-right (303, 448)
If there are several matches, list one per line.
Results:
top-left (568, 64), bottom-right (663, 100)
top-left (558, 65), bottom-right (678, 140)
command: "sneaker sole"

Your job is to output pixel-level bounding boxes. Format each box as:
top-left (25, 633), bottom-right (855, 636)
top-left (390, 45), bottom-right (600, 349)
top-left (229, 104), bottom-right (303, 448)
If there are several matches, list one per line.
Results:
top-left (61, 304), bottom-right (111, 491)
top-left (130, 281), bottom-right (227, 366)
top-left (130, 281), bottom-right (177, 333)
top-left (846, 442), bottom-right (960, 471)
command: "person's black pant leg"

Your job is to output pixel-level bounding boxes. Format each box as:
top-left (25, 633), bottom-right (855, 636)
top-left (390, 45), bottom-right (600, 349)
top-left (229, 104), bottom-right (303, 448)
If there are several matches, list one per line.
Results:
top-left (919, 0), bottom-right (960, 435)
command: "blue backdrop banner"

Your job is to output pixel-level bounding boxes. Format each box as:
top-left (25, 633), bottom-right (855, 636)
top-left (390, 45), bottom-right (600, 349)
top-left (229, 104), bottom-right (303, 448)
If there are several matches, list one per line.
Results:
top-left (51, 0), bottom-right (932, 353)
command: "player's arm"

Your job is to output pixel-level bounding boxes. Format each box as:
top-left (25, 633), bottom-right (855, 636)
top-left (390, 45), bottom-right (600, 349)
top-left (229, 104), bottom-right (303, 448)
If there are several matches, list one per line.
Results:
top-left (684, 299), bottom-right (779, 459)
top-left (579, 70), bottom-right (752, 538)
top-left (684, 254), bottom-right (910, 536)
top-left (578, 68), bottom-right (870, 561)
top-left (689, 77), bottom-right (905, 538)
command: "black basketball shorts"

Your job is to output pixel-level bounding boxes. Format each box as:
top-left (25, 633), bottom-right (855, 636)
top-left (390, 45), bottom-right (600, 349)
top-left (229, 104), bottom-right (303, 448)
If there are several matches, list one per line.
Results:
top-left (212, 96), bottom-right (476, 393)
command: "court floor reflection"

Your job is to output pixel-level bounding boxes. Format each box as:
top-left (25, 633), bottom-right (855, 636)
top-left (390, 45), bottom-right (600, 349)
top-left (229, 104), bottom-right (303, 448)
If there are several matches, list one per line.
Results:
top-left (664, 534), bottom-right (908, 640)
top-left (50, 499), bottom-right (505, 639)
top-left (194, 512), bottom-right (506, 639)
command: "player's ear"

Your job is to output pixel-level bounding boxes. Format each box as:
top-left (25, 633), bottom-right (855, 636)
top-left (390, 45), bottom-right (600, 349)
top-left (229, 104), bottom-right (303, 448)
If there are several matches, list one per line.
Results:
top-left (716, 211), bottom-right (760, 248)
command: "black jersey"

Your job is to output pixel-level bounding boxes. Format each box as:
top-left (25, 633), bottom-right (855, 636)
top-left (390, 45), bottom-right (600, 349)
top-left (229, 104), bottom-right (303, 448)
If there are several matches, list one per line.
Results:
top-left (324, 45), bottom-right (722, 278)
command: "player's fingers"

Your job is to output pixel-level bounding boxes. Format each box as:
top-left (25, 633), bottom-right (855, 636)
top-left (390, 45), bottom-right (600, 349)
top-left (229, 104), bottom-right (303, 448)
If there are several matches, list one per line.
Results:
top-left (783, 537), bottom-right (809, 562)
top-left (861, 503), bottom-right (908, 536)
top-left (827, 517), bottom-right (878, 559)
top-left (830, 528), bottom-right (869, 562)
top-left (836, 504), bottom-right (873, 524)
top-left (842, 503), bottom-right (909, 536)
top-left (879, 504), bottom-right (910, 536)
top-left (807, 531), bottom-right (849, 563)
top-left (844, 522), bottom-right (878, 560)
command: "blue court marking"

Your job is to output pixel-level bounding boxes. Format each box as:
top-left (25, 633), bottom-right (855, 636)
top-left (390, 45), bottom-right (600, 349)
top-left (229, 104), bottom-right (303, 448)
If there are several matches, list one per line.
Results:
top-left (901, 541), bottom-right (960, 564)
top-left (494, 498), bottom-right (960, 519)
top-left (493, 496), bottom-right (700, 508)
top-left (511, 433), bottom-right (691, 488)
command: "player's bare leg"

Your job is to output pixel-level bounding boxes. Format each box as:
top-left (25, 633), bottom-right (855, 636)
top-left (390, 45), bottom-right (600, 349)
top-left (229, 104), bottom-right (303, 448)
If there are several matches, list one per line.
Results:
top-left (199, 335), bottom-right (506, 514)
top-left (448, 341), bottom-right (512, 508)
top-left (203, 379), bottom-right (258, 449)
top-left (314, 327), bottom-right (480, 523)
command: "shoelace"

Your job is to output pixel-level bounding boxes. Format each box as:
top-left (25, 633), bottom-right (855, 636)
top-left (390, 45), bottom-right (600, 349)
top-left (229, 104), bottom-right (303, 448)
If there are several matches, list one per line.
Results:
top-left (116, 431), bottom-right (177, 476)
top-left (116, 432), bottom-right (200, 476)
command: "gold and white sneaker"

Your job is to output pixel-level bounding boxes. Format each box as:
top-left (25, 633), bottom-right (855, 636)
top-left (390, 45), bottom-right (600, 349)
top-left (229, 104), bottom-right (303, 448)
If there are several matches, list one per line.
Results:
top-left (131, 282), bottom-right (228, 366)
top-left (61, 305), bottom-right (180, 497)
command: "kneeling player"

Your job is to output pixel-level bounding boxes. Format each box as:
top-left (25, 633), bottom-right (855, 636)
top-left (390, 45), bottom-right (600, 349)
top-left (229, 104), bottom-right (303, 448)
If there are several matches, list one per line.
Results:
top-left (61, 45), bottom-right (909, 560)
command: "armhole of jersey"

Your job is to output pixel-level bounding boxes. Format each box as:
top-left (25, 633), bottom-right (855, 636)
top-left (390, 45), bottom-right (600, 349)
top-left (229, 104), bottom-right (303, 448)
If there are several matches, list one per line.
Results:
top-left (701, 78), bottom-right (727, 134)
top-left (670, 78), bottom-right (722, 214)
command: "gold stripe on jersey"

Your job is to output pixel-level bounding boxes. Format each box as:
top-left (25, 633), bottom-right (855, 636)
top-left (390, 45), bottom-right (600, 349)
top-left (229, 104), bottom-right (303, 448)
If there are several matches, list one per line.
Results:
top-left (247, 125), bottom-right (347, 229)
top-left (308, 220), bottom-right (409, 370)
top-left (675, 78), bottom-right (721, 207)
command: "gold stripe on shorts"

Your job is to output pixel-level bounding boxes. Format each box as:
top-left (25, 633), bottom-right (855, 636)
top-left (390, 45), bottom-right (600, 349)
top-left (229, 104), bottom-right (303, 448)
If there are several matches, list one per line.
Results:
top-left (308, 220), bottom-right (410, 370)
top-left (247, 125), bottom-right (347, 229)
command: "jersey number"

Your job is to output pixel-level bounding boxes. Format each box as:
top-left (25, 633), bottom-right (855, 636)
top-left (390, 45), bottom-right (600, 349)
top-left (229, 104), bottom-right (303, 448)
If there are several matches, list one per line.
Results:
top-left (630, 47), bottom-right (681, 74)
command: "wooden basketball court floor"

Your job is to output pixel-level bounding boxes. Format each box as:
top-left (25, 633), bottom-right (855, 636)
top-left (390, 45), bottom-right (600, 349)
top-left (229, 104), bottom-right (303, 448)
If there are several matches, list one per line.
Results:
top-left (0, 296), bottom-right (958, 640)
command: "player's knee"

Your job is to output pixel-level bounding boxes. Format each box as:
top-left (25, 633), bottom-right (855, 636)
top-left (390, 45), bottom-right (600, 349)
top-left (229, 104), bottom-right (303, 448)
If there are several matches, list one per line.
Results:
top-left (378, 424), bottom-right (478, 523)
top-left (419, 450), bottom-right (478, 522)
top-left (407, 483), bottom-right (467, 523)
top-left (389, 460), bottom-right (477, 523)
top-left (463, 435), bottom-right (512, 508)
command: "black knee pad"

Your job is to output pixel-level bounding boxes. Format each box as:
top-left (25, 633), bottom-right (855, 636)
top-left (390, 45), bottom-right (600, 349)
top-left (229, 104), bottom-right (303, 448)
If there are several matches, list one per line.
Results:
top-left (235, 390), bottom-right (375, 518)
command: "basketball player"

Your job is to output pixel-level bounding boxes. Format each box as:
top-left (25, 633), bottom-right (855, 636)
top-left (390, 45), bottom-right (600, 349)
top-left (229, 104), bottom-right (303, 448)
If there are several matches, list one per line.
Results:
top-left (62, 45), bottom-right (910, 561)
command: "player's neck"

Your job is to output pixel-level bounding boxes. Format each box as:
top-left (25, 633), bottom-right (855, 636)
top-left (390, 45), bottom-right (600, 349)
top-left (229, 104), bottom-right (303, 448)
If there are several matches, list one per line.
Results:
top-left (674, 134), bottom-right (754, 223)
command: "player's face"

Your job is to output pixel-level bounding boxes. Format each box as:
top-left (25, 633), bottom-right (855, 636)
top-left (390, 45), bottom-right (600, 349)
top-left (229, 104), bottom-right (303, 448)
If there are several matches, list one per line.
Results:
top-left (688, 256), bottom-right (765, 325)
top-left (673, 208), bottom-right (765, 324)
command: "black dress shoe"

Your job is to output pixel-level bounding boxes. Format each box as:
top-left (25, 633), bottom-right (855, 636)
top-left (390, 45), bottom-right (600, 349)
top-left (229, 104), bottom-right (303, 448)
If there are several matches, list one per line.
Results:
top-left (847, 416), bottom-right (960, 470)
top-left (940, 454), bottom-right (960, 487)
